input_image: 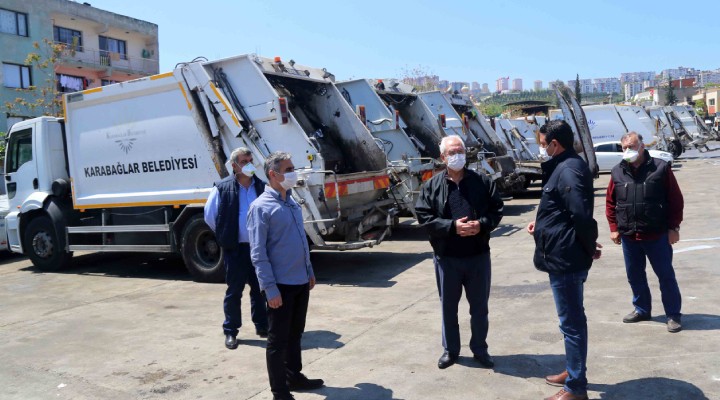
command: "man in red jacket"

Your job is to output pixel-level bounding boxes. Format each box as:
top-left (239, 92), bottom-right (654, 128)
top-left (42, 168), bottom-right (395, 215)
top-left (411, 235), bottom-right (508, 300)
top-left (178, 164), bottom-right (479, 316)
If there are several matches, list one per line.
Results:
top-left (606, 132), bottom-right (684, 333)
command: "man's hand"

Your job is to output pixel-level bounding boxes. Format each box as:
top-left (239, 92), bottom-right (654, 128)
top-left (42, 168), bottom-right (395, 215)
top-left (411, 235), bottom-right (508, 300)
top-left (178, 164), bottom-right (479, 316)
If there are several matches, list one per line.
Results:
top-left (669, 229), bottom-right (680, 245)
top-left (610, 231), bottom-right (621, 245)
top-left (455, 217), bottom-right (480, 237)
top-left (593, 242), bottom-right (603, 260)
top-left (309, 276), bottom-right (316, 290)
top-left (267, 294), bottom-right (283, 309)
top-left (526, 221), bottom-right (535, 235)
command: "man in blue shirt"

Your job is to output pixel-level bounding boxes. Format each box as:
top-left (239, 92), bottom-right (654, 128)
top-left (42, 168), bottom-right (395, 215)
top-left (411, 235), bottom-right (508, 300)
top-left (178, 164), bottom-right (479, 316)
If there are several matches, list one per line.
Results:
top-left (204, 147), bottom-right (268, 350)
top-left (248, 151), bottom-right (323, 400)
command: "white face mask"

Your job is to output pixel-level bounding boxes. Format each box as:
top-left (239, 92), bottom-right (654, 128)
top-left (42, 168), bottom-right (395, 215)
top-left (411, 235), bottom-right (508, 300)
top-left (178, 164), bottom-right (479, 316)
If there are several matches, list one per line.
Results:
top-left (241, 163), bottom-right (256, 177)
top-left (623, 149), bottom-right (639, 163)
top-left (279, 171), bottom-right (298, 190)
top-left (539, 146), bottom-right (549, 159)
top-left (446, 153), bottom-right (466, 171)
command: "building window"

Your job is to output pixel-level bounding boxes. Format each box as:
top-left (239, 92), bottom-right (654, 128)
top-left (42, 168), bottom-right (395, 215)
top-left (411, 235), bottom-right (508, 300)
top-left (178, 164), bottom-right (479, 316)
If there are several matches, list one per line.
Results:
top-left (56, 73), bottom-right (85, 93)
top-left (710, 99), bottom-right (716, 106)
top-left (53, 26), bottom-right (83, 51)
top-left (99, 35), bottom-right (127, 65)
top-left (3, 63), bottom-right (32, 89)
top-left (101, 79), bottom-right (117, 86)
top-left (6, 115), bottom-right (27, 131)
top-left (0, 8), bottom-right (27, 37)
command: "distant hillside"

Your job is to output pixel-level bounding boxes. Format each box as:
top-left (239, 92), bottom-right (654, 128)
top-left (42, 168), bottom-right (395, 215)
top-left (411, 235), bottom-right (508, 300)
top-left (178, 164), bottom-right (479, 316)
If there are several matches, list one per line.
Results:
top-left (477, 90), bottom-right (624, 117)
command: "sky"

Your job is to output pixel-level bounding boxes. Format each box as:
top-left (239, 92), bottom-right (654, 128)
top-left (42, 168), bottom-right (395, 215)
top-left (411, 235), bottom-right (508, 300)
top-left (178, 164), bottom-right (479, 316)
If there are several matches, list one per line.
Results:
top-left (85, 0), bottom-right (720, 88)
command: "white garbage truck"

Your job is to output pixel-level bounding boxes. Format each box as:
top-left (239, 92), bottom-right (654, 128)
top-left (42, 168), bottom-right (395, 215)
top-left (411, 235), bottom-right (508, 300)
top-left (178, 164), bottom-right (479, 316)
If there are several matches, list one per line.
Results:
top-left (1, 54), bottom-right (406, 282)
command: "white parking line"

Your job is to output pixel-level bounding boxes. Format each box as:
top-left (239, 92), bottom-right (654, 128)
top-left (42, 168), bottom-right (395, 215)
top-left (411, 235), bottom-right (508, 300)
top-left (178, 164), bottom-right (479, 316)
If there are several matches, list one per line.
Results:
top-left (674, 245), bottom-right (716, 254)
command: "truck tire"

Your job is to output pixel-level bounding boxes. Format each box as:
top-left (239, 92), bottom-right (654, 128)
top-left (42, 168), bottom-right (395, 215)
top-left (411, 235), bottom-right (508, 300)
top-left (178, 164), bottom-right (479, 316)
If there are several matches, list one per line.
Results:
top-left (668, 140), bottom-right (683, 159)
top-left (23, 215), bottom-right (73, 271)
top-left (181, 215), bottom-right (224, 283)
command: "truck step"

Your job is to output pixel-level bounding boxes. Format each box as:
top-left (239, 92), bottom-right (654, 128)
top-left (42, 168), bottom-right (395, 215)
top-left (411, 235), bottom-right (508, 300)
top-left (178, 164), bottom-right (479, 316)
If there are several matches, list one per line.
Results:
top-left (68, 244), bottom-right (172, 252)
top-left (67, 224), bottom-right (171, 233)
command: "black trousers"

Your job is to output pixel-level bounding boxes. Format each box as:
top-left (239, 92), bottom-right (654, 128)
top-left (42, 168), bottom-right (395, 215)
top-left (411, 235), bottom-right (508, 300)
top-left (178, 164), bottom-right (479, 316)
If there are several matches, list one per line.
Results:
top-left (266, 283), bottom-right (310, 397)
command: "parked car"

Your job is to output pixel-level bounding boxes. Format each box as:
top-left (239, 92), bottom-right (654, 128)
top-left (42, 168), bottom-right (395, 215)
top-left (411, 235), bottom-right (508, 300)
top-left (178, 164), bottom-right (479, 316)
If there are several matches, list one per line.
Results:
top-left (593, 141), bottom-right (673, 172)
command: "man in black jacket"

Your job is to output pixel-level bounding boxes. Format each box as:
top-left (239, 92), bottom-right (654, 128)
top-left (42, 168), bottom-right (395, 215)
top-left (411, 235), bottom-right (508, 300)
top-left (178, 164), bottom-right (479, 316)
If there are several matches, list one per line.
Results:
top-left (415, 135), bottom-right (504, 370)
top-left (526, 121), bottom-right (600, 400)
top-left (204, 147), bottom-right (268, 349)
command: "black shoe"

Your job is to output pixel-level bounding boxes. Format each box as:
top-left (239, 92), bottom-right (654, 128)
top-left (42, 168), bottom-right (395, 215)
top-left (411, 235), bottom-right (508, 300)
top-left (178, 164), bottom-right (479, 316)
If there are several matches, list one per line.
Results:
top-left (287, 373), bottom-right (324, 391)
top-left (272, 394), bottom-right (295, 400)
top-left (224, 334), bottom-right (238, 350)
top-left (473, 352), bottom-right (495, 368)
top-left (623, 311), bottom-right (651, 323)
top-left (437, 351), bottom-right (458, 369)
top-left (256, 327), bottom-right (268, 338)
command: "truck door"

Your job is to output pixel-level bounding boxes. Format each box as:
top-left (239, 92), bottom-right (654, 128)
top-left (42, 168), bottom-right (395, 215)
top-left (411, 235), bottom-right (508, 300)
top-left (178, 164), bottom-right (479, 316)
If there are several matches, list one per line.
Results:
top-left (5, 125), bottom-right (38, 207)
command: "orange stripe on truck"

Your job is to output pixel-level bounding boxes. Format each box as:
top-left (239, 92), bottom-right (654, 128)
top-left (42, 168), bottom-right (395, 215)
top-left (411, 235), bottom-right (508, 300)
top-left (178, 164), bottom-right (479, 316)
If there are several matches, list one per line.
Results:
top-left (324, 175), bottom-right (390, 198)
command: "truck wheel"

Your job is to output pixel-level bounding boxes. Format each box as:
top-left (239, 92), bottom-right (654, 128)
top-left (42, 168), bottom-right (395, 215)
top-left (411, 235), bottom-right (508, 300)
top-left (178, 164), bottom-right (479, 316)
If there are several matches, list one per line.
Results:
top-left (181, 215), bottom-right (224, 283)
top-left (668, 140), bottom-right (683, 159)
top-left (23, 215), bottom-right (72, 271)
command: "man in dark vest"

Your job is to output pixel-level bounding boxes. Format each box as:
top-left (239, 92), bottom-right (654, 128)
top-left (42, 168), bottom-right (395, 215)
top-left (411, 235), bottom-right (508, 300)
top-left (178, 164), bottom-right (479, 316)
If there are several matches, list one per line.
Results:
top-left (204, 147), bottom-right (268, 349)
top-left (606, 132), bottom-right (684, 333)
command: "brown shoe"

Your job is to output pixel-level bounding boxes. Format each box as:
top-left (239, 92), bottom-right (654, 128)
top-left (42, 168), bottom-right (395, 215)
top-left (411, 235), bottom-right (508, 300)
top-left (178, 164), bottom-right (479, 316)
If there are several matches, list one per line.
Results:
top-left (545, 370), bottom-right (568, 387)
top-left (544, 388), bottom-right (589, 400)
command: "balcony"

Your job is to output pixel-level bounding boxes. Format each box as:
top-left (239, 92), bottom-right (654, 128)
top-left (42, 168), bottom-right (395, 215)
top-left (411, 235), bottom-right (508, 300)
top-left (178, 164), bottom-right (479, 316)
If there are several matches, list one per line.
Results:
top-left (56, 44), bottom-right (159, 76)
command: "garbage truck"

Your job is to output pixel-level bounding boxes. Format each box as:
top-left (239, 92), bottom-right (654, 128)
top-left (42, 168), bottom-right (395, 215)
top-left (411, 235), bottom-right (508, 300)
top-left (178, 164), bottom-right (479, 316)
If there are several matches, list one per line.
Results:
top-left (334, 79), bottom-right (437, 215)
top-left (1, 54), bottom-right (406, 282)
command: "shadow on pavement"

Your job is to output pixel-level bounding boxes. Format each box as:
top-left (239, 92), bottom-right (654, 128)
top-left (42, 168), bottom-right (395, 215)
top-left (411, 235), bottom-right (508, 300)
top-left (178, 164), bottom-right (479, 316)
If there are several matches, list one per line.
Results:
top-left (491, 353), bottom-right (566, 378)
top-left (503, 203), bottom-right (537, 217)
top-left (678, 313), bottom-right (720, 331)
top-left (302, 330), bottom-right (344, 350)
top-left (317, 382), bottom-right (401, 400)
top-left (592, 377), bottom-right (709, 400)
top-left (20, 252), bottom-right (192, 281)
top-left (312, 251), bottom-right (431, 288)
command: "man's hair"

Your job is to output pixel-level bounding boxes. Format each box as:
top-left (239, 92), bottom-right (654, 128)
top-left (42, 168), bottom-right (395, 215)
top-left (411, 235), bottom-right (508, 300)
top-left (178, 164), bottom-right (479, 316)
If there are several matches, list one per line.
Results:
top-left (620, 131), bottom-right (643, 145)
top-left (230, 147), bottom-right (252, 163)
top-left (439, 135), bottom-right (466, 155)
top-left (539, 120), bottom-right (575, 150)
top-left (264, 151), bottom-right (292, 177)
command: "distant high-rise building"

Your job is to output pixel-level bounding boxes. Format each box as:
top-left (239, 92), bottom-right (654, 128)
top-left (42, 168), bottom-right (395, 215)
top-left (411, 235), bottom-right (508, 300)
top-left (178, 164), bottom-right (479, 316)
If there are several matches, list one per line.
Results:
top-left (660, 67), bottom-right (698, 81)
top-left (450, 81), bottom-right (468, 92)
top-left (471, 82), bottom-right (480, 91)
top-left (496, 76), bottom-right (509, 92)
top-left (593, 77), bottom-right (621, 94)
top-left (698, 69), bottom-right (720, 87)
top-left (621, 71), bottom-right (656, 84)
top-left (567, 79), bottom-right (593, 94)
top-left (512, 78), bottom-right (522, 91)
top-left (534, 80), bottom-right (542, 91)
top-left (403, 75), bottom-right (440, 90)
top-left (481, 83), bottom-right (489, 93)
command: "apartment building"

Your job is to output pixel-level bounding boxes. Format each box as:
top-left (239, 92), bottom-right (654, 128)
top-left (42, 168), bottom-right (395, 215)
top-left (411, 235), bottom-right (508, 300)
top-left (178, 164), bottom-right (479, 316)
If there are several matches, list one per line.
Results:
top-left (511, 78), bottom-right (522, 91)
top-left (0, 0), bottom-right (159, 130)
top-left (496, 76), bottom-right (509, 92)
top-left (533, 80), bottom-right (542, 91)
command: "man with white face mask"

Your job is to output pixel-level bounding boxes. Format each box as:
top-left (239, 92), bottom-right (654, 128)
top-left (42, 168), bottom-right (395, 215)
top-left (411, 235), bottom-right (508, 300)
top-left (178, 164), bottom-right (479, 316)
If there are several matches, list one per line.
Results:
top-left (415, 135), bottom-right (504, 370)
top-left (606, 132), bottom-right (684, 333)
top-left (248, 151), bottom-right (322, 400)
top-left (204, 147), bottom-right (268, 349)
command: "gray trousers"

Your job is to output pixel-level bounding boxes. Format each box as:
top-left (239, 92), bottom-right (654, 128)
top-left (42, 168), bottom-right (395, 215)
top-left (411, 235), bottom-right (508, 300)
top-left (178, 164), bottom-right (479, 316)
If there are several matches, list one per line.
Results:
top-left (433, 252), bottom-right (491, 355)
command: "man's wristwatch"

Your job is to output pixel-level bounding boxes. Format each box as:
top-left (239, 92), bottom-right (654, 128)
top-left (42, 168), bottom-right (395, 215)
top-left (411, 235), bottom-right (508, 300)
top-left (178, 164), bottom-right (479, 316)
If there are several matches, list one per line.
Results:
top-left (671, 226), bottom-right (680, 233)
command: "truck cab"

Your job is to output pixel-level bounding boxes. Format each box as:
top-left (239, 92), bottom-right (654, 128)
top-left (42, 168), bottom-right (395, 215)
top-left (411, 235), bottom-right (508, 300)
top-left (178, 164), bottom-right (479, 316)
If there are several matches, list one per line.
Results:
top-left (4, 117), bottom-right (71, 266)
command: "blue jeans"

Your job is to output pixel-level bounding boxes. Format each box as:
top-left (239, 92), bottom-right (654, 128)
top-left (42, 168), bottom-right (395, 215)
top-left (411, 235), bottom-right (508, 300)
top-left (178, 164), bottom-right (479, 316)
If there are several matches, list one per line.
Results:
top-left (434, 252), bottom-right (491, 356)
top-left (549, 270), bottom-right (588, 396)
top-left (621, 233), bottom-right (681, 318)
top-left (223, 244), bottom-right (268, 336)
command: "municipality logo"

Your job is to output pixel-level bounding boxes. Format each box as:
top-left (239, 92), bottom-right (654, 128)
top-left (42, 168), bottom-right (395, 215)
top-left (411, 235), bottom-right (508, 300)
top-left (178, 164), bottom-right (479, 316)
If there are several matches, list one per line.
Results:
top-left (115, 138), bottom-right (137, 154)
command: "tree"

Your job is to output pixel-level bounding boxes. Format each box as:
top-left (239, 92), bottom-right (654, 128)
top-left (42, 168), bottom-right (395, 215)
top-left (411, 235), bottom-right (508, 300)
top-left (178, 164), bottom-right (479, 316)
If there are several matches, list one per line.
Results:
top-left (694, 99), bottom-right (707, 118)
top-left (4, 39), bottom-right (67, 119)
top-left (665, 77), bottom-right (677, 105)
top-left (575, 73), bottom-right (582, 104)
top-left (399, 64), bottom-right (439, 92)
